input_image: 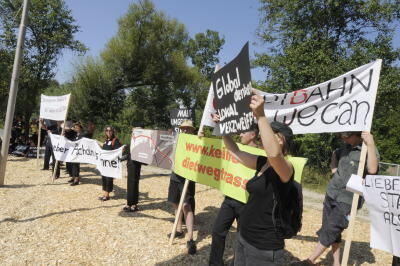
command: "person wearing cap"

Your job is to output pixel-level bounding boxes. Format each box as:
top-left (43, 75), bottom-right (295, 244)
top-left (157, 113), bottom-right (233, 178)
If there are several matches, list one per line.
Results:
top-left (222, 90), bottom-right (295, 265)
top-left (298, 131), bottom-right (379, 266)
top-left (209, 118), bottom-right (260, 266)
top-left (167, 119), bottom-right (197, 255)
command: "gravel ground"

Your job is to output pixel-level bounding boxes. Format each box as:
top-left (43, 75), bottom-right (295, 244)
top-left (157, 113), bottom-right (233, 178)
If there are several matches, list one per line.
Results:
top-left (0, 157), bottom-right (393, 265)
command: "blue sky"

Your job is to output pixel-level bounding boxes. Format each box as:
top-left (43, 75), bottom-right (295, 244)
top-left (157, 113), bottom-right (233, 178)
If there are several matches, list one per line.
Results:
top-left (55, 0), bottom-right (265, 84)
top-left (56, 0), bottom-right (399, 84)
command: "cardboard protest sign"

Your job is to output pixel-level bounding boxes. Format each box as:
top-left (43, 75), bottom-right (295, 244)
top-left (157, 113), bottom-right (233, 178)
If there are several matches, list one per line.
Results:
top-left (170, 109), bottom-right (194, 133)
top-left (174, 133), bottom-right (307, 203)
top-left (363, 175), bottom-right (400, 257)
top-left (212, 42), bottom-right (253, 135)
top-left (49, 133), bottom-right (124, 178)
top-left (260, 60), bottom-right (382, 134)
top-left (130, 129), bottom-right (175, 169)
top-left (39, 94), bottom-right (71, 121)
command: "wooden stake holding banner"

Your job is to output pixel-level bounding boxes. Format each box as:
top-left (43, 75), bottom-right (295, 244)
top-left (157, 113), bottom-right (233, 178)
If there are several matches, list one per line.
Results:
top-left (36, 118), bottom-right (42, 168)
top-left (341, 59), bottom-right (381, 266)
top-left (169, 178), bottom-right (190, 245)
top-left (341, 143), bottom-right (367, 265)
top-left (169, 65), bottom-right (221, 245)
top-left (51, 98), bottom-right (71, 183)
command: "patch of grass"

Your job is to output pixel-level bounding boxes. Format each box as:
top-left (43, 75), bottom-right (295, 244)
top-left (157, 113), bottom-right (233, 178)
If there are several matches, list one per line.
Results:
top-left (301, 166), bottom-right (331, 194)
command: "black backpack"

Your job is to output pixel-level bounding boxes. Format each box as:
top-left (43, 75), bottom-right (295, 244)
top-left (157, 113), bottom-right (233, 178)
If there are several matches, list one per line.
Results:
top-left (271, 178), bottom-right (303, 239)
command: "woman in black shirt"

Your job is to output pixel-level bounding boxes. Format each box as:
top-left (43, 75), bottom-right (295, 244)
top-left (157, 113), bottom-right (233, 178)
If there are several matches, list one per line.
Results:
top-left (223, 90), bottom-right (294, 265)
top-left (99, 126), bottom-right (121, 201)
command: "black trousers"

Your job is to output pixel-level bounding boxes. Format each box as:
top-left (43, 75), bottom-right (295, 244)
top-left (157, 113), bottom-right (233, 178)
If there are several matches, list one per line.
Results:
top-left (102, 176), bottom-right (113, 192)
top-left (209, 197), bottom-right (244, 266)
top-left (43, 139), bottom-right (55, 169)
top-left (70, 163), bottom-right (80, 178)
top-left (127, 161), bottom-right (142, 206)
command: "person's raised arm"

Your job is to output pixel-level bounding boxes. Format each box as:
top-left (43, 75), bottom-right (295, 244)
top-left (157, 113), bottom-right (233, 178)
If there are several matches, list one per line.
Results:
top-left (250, 90), bottom-right (293, 183)
top-left (212, 113), bottom-right (258, 170)
top-left (362, 131), bottom-right (379, 174)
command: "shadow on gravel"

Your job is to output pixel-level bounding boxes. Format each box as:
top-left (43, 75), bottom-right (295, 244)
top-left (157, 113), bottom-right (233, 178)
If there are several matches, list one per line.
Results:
top-left (155, 242), bottom-right (302, 265)
top-left (293, 235), bottom-right (376, 265)
top-left (0, 204), bottom-right (121, 224)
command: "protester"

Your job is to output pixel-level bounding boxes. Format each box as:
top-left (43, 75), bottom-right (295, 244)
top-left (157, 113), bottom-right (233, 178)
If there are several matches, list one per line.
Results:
top-left (122, 134), bottom-right (143, 212)
top-left (42, 119), bottom-right (61, 178)
top-left (83, 121), bottom-right (95, 139)
top-left (167, 119), bottom-right (197, 255)
top-left (298, 132), bottom-right (379, 266)
top-left (99, 126), bottom-right (122, 201)
top-left (221, 90), bottom-right (295, 265)
top-left (69, 122), bottom-right (83, 186)
top-left (209, 120), bottom-right (260, 266)
top-left (64, 121), bottom-right (76, 178)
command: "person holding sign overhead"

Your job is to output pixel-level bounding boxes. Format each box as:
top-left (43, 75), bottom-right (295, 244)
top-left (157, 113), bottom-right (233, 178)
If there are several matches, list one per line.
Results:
top-left (297, 132), bottom-right (379, 266)
top-left (167, 120), bottom-right (197, 255)
top-left (99, 126), bottom-right (122, 201)
top-left (221, 89), bottom-right (295, 265)
top-left (209, 118), bottom-right (260, 266)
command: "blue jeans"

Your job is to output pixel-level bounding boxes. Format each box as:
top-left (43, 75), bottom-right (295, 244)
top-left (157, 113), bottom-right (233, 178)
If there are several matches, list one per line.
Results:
top-left (234, 233), bottom-right (284, 266)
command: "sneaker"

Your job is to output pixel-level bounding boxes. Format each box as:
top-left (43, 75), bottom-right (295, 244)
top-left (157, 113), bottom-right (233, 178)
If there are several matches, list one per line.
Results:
top-left (187, 239), bottom-right (196, 255)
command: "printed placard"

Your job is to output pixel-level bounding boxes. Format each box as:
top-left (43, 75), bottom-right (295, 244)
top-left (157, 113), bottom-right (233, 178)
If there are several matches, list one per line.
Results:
top-left (363, 175), bottom-right (400, 257)
top-left (130, 129), bottom-right (175, 169)
top-left (169, 109), bottom-right (194, 132)
top-left (39, 94), bottom-right (70, 121)
top-left (174, 134), bottom-right (307, 203)
top-left (212, 42), bottom-right (253, 135)
top-left (49, 133), bottom-right (123, 178)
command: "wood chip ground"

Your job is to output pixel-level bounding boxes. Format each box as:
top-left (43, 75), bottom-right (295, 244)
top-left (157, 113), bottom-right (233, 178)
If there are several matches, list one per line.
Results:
top-left (0, 158), bottom-right (393, 265)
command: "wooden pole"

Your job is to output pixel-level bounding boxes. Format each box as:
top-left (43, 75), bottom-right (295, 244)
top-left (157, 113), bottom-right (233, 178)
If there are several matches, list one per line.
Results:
top-left (36, 119), bottom-right (42, 167)
top-left (341, 144), bottom-right (367, 265)
top-left (51, 96), bottom-right (71, 182)
top-left (341, 60), bottom-right (382, 266)
top-left (0, 0), bottom-right (31, 186)
top-left (169, 178), bottom-right (190, 245)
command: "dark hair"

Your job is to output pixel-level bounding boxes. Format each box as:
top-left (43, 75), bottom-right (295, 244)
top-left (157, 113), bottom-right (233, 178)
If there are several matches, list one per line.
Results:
top-left (270, 121), bottom-right (293, 156)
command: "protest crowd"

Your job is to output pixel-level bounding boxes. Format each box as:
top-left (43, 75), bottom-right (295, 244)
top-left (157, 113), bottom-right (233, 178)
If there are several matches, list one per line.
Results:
top-left (1, 42), bottom-right (399, 266)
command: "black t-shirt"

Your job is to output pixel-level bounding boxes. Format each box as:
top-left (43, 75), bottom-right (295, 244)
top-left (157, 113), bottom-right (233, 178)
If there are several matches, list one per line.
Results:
top-left (239, 156), bottom-right (293, 250)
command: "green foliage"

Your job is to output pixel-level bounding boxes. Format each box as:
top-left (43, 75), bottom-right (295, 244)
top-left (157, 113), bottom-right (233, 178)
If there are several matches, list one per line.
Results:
top-left (256, 0), bottom-right (400, 169)
top-left (188, 29), bottom-right (225, 79)
top-left (67, 0), bottom-right (225, 139)
top-left (0, 0), bottom-right (86, 136)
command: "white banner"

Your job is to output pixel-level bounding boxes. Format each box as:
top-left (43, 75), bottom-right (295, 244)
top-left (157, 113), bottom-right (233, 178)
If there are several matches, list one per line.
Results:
top-left (363, 175), bottom-right (400, 257)
top-left (39, 94), bottom-right (71, 121)
top-left (49, 133), bottom-right (123, 178)
top-left (201, 60), bottom-right (381, 134)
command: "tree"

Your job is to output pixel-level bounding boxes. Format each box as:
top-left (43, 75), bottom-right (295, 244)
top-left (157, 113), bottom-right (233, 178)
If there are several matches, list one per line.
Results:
top-left (255, 0), bottom-right (400, 169)
top-left (188, 29), bottom-right (225, 79)
top-left (0, 0), bottom-right (86, 137)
